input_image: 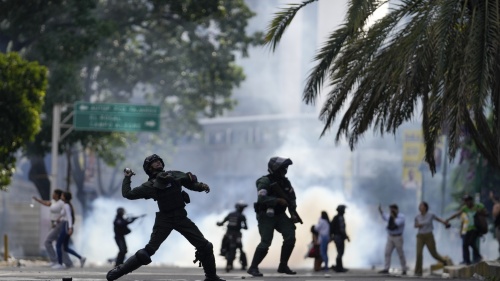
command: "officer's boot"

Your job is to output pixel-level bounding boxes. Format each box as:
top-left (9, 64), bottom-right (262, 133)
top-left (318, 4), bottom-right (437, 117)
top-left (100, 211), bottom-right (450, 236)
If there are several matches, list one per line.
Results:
top-left (240, 251), bottom-right (247, 270)
top-left (277, 243), bottom-right (296, 275)
top-left (106, 255), bottom-right (141, 281)
top-left (335, 257), bottom-right (347, 272)
top-left (220, 236), bottom-right (228, 256)
top-left (226, 245), bottom-right (236, 272)
top-left (247, 248), bottom-right (268, 277)
top-left (197, 242), bottom-right (225, 281)
top-left (106, 249), bottom-right (151, 281)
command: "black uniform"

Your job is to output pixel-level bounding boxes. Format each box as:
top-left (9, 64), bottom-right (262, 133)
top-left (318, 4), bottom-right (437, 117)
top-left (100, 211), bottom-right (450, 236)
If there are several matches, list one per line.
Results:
top-left (113, 213), bottom-right (137, 265)
top-left (218, 207), bottom-right (248, 271)
top-left (330, 205), bottom-right (349, 272)
top-left (106, 154), bottom-right (224, 281)
top-left (247, 157), bottom-right (299, 277)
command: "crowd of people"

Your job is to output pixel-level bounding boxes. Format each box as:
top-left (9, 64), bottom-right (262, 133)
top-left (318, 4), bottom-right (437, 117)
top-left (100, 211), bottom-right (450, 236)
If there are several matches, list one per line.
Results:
top-left (306, 194), bottom-right (497, 276)
top-left (31, 154), bottom-right (500, 280)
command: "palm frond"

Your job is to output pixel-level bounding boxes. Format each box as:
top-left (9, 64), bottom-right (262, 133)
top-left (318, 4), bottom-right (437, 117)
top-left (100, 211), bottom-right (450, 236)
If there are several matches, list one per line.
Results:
top-left (266, 0), bottom-right (500, 171)
top-left (303, 0), bottom-right (390, 105)
top-left (264, 0), bottom-right (318, 51)
top-left (303, 26), bottom-right (349, 105)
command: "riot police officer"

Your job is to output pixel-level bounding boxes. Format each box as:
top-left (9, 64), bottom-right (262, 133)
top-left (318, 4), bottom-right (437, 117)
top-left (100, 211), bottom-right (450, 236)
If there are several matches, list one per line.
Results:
top-left (247, 156), bottom-right (300, 277)
top-left (106, 154), bottom-right (225, 281)
top-left (330, 205), bottom-right (350, 272)
top-left (113, 207), bottom-right (140, 266)
top-left (217, 200), bottom-right (248, 272)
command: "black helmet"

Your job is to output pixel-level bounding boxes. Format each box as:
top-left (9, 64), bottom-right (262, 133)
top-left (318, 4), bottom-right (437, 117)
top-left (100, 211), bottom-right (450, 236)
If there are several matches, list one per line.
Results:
top-left (143, 154), bottom-right (164, 175)
top-left (267, 156), bottom-right (293, 174)
top-left (117, 207), bottom-right (125, 216)
top-left (235, 200), bottom-right (248, 210)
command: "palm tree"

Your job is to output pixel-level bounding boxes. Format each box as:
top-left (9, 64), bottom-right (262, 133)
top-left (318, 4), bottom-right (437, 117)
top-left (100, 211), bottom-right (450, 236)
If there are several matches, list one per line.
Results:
top-left (265, 0), bottom-right (500, 173)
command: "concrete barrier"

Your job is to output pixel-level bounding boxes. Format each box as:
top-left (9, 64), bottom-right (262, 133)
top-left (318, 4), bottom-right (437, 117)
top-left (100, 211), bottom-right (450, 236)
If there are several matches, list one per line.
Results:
top-left (444, 260), bottom-right (500, 278)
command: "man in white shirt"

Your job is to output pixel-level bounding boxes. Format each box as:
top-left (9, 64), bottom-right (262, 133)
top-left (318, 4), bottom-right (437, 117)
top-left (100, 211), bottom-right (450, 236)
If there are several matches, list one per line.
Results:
top-left (33, 189), bottom-right (73, 267)
top-left (378, 204), bottom-right (407, 275)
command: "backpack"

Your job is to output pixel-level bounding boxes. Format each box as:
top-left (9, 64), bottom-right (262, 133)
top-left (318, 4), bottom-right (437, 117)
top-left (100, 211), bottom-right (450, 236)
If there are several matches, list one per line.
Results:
top-left (474, 209), bottom-right (488, 236)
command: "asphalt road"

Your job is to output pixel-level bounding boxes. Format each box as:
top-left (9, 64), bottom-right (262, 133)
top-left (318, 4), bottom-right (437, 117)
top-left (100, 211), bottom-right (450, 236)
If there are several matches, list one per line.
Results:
top-left (0, 265), bottom-right (473, 281)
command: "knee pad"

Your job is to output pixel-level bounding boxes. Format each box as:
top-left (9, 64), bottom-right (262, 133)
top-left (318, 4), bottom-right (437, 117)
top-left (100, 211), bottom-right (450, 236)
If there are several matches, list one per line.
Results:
top-left (194, 241), bottom-right (213, 261)
top-left (135, 249), bottom-right (152, 265)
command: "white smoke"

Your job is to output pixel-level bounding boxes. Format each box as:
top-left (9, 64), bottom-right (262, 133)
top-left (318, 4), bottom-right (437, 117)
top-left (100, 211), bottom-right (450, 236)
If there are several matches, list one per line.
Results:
top-left (76, 0), bottom-right (500, 272)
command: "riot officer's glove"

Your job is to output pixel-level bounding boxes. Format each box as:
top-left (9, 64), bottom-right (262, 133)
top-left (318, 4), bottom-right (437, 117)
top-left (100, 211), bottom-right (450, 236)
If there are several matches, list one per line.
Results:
top-left (291, 215), bottom-right (300, 224)
top-left (276, 198), bottom-right (288, 206)
top-left (199, 182), bottom-right (210, 193)
top-left (216, 222), bottom-right (223, 226)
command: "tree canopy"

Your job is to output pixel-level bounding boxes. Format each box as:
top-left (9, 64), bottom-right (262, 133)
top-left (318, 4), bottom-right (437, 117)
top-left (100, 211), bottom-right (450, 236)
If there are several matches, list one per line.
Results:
top-left (0, 52), bottom-right (47, 190)
top-left (265, 0), bottom-right (500, 173)
top-left (0, 0), bottom-right (262, 208)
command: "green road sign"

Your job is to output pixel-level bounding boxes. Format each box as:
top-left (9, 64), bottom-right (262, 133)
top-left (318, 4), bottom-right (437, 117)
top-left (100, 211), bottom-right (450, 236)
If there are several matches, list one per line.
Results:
top-left (74, 102), bottom-right (160, 132)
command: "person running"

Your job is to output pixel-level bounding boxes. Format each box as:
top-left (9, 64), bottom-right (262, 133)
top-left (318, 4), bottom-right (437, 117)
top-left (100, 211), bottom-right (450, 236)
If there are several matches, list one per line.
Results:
top-left (414, 201), bottom-right (451, 276)
top-left (32, 189), bottom-right (73, 267)
top-left (52, 192), bottom-right (86, 269)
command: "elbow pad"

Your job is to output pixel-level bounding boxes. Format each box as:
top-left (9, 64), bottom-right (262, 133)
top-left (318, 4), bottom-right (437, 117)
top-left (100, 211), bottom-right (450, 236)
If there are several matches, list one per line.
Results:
top-left (186, 172), bottom-right (198, 183)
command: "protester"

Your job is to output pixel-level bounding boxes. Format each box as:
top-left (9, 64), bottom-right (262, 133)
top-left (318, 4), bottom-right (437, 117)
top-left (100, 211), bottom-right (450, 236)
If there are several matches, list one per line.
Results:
top-left (32, 190), bottom-right (73, 268)
top-left (314, 211), bottom-right (330, 271)
top-left (490, 191), bottom-right (500, 260)
top-left (306, 225), bottom-right (322, 271)
top-left (445, 194), bottom-right (487, 264)
top-left (52, 192), bottom-right (86, 269)
top-left (378, 204), bottom-right (408, 275)
top-left (414, 201), bottom-right (451, 276)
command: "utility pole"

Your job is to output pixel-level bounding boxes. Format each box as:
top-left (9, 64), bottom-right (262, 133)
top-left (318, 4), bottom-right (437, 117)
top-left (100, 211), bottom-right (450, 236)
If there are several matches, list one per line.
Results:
top-left (440, 137), bottom-right (448, 216)
top-left (50, 104), bottom-right (74, 194)
top-left (50, 104), bottom-right (61, 195)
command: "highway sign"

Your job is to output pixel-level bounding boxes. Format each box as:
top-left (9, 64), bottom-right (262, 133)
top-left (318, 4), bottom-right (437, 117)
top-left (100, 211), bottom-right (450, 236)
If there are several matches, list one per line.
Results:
top-left (73, 102), bottom-right (160, 132)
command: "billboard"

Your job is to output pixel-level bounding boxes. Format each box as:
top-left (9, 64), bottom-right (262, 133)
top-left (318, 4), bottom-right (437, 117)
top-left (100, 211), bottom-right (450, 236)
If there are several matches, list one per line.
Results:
top-left (402, 130), bottom-right (424, 190)
top-left (402, 130), bottom-right (446, 191)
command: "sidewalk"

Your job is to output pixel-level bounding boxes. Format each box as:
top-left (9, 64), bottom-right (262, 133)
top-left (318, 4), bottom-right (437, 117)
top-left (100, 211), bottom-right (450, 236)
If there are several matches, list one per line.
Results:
top-left (444, 260), bottom-right (500, 278)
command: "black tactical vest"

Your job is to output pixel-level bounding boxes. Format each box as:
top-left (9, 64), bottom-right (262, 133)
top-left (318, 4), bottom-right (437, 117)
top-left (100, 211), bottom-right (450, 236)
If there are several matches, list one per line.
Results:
top-left (226, 211), bottom-right (244, 232)
top-left (266, 175), bottom-right (293, 215)
top-left (155, 179), bottom-right (185, 213)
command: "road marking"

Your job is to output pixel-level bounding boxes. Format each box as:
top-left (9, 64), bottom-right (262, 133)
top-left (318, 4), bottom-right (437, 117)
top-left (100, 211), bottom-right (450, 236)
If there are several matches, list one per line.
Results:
top-left (305, 277), bottom-right (344, 281)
